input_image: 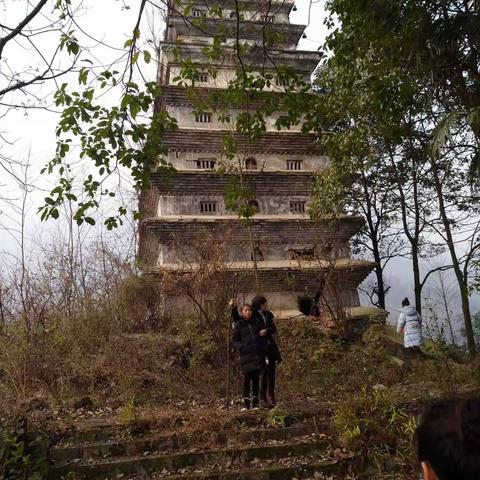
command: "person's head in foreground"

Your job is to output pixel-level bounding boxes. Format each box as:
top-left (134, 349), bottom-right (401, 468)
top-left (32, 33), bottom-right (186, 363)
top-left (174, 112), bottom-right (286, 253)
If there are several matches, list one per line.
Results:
top-left (415, 398), bottom-right (480, 480)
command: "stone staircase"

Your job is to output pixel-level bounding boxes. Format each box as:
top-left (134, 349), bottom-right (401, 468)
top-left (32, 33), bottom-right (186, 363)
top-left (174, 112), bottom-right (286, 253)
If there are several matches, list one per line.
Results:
top-left (47, 409), bottom-right (357, 480)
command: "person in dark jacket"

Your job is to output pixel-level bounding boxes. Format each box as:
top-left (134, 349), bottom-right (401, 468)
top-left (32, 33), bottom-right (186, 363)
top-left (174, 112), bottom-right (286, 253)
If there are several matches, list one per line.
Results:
top-left (230, 300), bottom-right (266, 410)
top-left (251, 295), bottom-right (281, 408)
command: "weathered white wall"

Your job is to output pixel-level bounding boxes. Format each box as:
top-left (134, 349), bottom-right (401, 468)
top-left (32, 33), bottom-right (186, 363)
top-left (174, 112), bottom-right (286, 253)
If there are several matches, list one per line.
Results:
top-left (176, 35), bottom-right (294, 49)
top-left (178, 5), bottom-right (291, 24)
top-left (157, 242), bottom-right (350, 265)
top-left (163, 287), bottom-right (360, 316)
top-left (166, 152), bottom-right (329, 171)
top-left (157, 195), bottom-right (311, 216)
top-left (167, 66), bottom-right (310, 89)
top-left (166, 105), bottom-right (303, 132)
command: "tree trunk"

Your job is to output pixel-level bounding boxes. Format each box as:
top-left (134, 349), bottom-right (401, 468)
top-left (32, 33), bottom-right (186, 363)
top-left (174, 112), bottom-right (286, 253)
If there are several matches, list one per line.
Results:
top-left (372, 241), bottom-right (386, 309)
top-left (388, 150), bottom-right (423, 314)
top-left (411, 241), bottom-right (422, 315)
top-left (431, 157), bottom-right (476, 357)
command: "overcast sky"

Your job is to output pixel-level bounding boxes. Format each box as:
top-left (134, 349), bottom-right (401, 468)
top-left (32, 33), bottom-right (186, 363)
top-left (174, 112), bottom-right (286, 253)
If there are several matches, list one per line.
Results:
top-left (0, 1), bottom-right (474, 328)
top-left (0, 0), bottom-right (328, 249)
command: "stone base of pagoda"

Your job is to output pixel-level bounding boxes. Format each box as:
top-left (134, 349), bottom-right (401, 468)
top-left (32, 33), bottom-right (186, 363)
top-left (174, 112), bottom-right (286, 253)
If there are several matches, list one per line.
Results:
top-left (145, 258), bottom-right (375, 315)
top-left (274, 306), bottom-right (389, 339)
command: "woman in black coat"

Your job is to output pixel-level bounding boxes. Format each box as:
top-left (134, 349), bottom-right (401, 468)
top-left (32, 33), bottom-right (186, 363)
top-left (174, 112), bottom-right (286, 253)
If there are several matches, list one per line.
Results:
top-left (230, 301), bottom-right (266, 410)
top-left (252, 295), bottom-right (281, 407)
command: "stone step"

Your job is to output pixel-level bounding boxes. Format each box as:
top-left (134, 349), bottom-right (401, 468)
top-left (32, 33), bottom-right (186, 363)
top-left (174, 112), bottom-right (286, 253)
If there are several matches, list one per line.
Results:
top-left (148, 458), bottom-right (354, 480)
top-left (54, 406), bottom-right (327, 447)
top-left (49, 438), bottom-right (330, 480)
top-left (51, 423), bottom-right (321, 465)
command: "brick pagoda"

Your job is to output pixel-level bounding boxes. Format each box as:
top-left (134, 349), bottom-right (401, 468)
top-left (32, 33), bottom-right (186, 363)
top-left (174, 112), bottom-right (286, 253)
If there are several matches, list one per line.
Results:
top-left (138, 0), bottom-right (378, 320)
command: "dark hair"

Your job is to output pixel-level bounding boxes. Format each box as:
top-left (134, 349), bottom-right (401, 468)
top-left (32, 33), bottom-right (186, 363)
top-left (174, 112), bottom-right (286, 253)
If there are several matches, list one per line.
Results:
top-left (251, 295), bottom-right (267, 311)
top-left (415, 398), bottom-right (480, 480)
top-left (402, 297), bottom-right (410, 307)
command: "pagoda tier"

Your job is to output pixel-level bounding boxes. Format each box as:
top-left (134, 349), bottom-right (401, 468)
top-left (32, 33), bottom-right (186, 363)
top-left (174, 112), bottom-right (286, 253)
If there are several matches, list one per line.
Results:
top-left (145, 259), bottom-right (372, 310)
top-left (158, 44), bottom-right (321, 85)
top-left (138, 215), bottom-right (362, 267)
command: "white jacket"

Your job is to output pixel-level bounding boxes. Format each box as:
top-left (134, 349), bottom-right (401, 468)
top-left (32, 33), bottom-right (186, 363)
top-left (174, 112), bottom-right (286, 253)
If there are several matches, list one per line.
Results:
top-left (397, 306), bottom-right (423, 348)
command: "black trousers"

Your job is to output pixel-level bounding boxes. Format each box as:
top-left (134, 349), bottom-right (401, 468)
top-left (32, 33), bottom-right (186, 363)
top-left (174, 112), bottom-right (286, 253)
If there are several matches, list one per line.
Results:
top-left (243, 370), bottom-right (260, 407)
top-left (260, 356), bottom-right (276, 403)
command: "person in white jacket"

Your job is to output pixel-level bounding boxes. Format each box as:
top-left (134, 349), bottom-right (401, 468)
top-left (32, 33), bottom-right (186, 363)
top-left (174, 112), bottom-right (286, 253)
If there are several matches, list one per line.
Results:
top-left (397, 297), bottom-right (423, 352)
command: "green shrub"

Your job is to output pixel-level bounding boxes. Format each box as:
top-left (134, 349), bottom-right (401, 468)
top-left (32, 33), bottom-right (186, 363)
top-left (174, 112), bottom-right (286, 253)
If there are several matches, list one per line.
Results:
top-left (0, 422), bottom-right (49, 480)
top-left (266, 406), bottom-right (290, 428)
top-left (333, 387), bottom-right (416, 470)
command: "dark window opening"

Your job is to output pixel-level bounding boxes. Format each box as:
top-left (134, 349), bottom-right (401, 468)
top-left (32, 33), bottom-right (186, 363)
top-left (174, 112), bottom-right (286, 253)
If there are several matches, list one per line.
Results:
top-left (287, 160), bottom-right (303, 170)
top-left (200, 201), bottom-right (218, 213)
top-left (197, 72), bottom-right (209, 82)
top-left (196, 159), bottom-right (216, 169)
top-left (290, 201), bottom-right (306, 213)
top-left (298, 296), bottom-right (313, 316)
top-left (195, 112), bottom-right (212, 123)
top-left (192, 9), bottom-right (207, 17)
top-left (245, 157), bottom-right (257, 170)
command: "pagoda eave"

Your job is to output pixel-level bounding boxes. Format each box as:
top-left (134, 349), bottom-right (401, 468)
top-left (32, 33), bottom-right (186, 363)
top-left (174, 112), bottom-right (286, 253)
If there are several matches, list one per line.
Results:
top-left (144, 259), bottom-right (375, 293)
top-left (140, 214), bottom-right (362, 226)
top-left (170, 0), bottom-right (296, 17)
top-left (158, 85), bottom-right (315, 110)
top-left (148, 170), bottom-right (317, 196)
top-left (160, 43), bottom-right (321, 74)
top-left (161, 130), bottom-right (323, 155)
top-left (148, 258), bottom-right (375, 273)
top-left (169, 16), bottom-right (306, 46)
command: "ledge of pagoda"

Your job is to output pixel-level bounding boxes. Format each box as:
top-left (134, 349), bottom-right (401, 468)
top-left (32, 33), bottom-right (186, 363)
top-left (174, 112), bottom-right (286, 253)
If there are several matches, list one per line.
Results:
top-left (172, 0), bottom-right (297, 17)
top-left (149, 170), bottom-right (317, 196)
top-left (274, 306), bottom-right (389, 322)
top-left (139, 215), bottom-right (364, 249)
top-left (158, 85), bottom-right (315, 109)
top-left (149, 258), bottom-right (375, 273)
top-left (169, 16), bottom-right (306, 47)
top-left (160, 129), bottom-right (323, 155)
top-left (159, 43), bottom-right (321, 74)
top-left (141, 214), bottom-right (361, 224)
top-left (153, 169), bottom-right (318, 174)
top-left (144, 258), bottom-right (375, 293)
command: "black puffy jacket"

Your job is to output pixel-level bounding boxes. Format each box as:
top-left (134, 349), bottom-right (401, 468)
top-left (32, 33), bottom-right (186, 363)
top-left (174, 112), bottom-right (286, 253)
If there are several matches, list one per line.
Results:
top-left (255, 310), bottom-right (280, 360)
top-left (232, 308), bottom-right (266, 373)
